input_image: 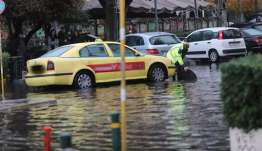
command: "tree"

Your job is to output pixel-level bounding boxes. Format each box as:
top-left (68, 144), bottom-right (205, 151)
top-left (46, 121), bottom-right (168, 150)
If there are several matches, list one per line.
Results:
top-left (98, 0), bottom-right (133, 40)
top-left (3, 0), bottom-right (85, 56)
top-left (226, 0), bottom-right (256, 22)
top-left (226, 0), bottom-right (256, 12)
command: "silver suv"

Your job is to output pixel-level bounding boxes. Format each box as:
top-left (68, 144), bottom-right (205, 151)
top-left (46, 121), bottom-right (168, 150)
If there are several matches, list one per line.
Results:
top-left (126, 32), bottom-right (181, 56)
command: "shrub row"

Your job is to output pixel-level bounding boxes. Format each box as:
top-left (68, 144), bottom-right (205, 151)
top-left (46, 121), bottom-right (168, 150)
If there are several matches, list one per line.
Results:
top-left (221, 55), bottom-right (262, 132)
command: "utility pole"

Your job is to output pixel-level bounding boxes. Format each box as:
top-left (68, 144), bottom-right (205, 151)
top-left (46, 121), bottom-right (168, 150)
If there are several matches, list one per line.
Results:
top-left (114, 0), bottom-right (119, 40)
top-left (255, 0), bottom-right (258, 13)
top-left (154, 0), bottom-right (159, 31)
top-left (238, 0), bottom-right (244, 23)
top-left (217, 0), bottom-right (222, 26)
top-left (194, 0), bottom-right (198, 29)
top-left (119, 0), bottom-right (127, 150)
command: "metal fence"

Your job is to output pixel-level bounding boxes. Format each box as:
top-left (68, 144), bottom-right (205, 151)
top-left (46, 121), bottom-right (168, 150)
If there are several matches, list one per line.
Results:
top-left (8, 56), bottom-right (24, 80)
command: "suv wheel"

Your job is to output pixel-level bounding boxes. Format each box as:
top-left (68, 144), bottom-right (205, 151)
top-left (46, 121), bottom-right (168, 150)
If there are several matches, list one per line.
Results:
top-left (209, 50), bottom-right (219, 63)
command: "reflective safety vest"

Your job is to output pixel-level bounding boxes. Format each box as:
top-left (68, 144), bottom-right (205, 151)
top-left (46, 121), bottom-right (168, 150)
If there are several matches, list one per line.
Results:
top-left (166, 44), bottom-right (184, 65)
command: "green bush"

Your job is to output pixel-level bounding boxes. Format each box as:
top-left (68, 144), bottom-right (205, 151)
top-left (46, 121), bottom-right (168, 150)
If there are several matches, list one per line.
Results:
top-left (221, 55), bottom-right (262, 132)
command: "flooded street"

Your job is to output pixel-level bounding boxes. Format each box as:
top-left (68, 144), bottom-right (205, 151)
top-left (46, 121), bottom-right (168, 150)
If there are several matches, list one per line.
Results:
top-left (0, 64), bottom-right (229, 151)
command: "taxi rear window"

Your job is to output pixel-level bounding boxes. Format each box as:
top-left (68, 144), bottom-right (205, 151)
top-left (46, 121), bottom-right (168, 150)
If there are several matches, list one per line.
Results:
top-left (41, 46), bottom-right (73, 57)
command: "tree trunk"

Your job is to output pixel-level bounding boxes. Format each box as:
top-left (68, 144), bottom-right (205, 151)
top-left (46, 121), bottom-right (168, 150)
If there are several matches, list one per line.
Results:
top-left (24, 24), bottom-right (42, 46)
top-left (104, 1), bottom-right (114, 40)
top-left (99, 0), bottom-right (133, 41)
top-left (7, 35), bottom-right (20, 56)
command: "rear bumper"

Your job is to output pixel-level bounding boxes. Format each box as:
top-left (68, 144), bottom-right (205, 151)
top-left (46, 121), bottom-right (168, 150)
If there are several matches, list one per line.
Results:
top-left (247, 46), bottom-right (262, 52)
top-left (25, 73), bottom-right (73, 87)
top-left (222, 48), bottom-right (247, 56)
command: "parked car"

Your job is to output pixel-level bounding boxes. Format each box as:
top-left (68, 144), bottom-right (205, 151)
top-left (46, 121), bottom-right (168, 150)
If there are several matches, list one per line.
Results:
top-left (184, 27), bottom-right (247, 62)
top-left (231, 22), bottom-right (262, 32)
top-left (25, 42), bottom-right (175, 89)
top-left (126, 32), bottom-right (181, 56)
top-left (240, 28), bottom-right (262, 53)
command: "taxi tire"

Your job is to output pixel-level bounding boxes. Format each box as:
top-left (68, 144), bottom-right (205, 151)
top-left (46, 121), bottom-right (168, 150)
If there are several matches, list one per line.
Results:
top-left (73, 71), bottom-right (95, 89)
top-left (148, 64), bottom-right (167, 82)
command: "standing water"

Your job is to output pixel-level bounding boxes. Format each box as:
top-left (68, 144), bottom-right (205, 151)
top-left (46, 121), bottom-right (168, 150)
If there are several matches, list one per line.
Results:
top-left (0, 65), bottom-right (229, 151)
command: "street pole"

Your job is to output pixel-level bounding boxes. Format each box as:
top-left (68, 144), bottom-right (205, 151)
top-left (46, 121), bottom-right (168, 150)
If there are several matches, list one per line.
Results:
top-left (217, 0), bottom-right (221, 26)
top-left (194, 0), bottom-right (198, 29)
top-left (154, 0), bottom-right (159, 31)
top-left (0, 26), bottom-right (5, 100)
top-left (238, 0), bottom-right (243, 23)
top-left (119, 0), bottom-right (127, 151)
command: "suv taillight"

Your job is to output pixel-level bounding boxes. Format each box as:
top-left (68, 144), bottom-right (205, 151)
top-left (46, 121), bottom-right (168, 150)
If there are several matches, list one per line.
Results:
top-left (218, 31), bottom-right (223, 40)
top-left (145, 49), bottom-right (160, 55)
top-left (255, 37), bottom-right (262, 45)
top-left (47, 60), bottom-right (55, 71)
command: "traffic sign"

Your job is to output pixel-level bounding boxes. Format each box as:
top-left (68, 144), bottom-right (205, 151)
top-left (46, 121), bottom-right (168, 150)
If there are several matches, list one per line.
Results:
top-left (0, 0), bottom-right (6, 15)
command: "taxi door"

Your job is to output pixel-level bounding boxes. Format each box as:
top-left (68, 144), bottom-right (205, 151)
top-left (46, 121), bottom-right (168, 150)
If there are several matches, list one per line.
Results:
top-left (77, 43), bottom-right (120, 82)
top-left (105, 43), bottom-right (146, 79)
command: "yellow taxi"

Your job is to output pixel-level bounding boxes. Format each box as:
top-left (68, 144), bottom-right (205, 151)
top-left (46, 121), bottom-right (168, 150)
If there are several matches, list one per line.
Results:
top-left (25, 41), bottom-right (175, 89)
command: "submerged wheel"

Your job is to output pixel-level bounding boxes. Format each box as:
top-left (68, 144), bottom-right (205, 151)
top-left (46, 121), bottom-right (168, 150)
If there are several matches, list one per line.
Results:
top-left (209, 50), bottom-right (219, 63)
top-left (73, 71), bottom-right (94, 89)
top-left (148, 65), bottom-right (167, 82)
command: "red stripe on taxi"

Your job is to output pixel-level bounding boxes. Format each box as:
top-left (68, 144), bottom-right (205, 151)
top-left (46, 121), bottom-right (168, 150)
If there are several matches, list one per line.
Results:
top-left (87, 62), bottom-right (145, 73)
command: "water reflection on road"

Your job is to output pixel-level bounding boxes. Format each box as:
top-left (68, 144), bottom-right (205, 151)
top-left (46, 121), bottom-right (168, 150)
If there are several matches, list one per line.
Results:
top-left (0, 64), bottom-right (229, 151)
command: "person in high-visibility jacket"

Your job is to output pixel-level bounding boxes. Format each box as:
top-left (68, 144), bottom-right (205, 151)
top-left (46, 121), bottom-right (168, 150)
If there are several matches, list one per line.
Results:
top-left (167, 42), bottom-right (189, 80)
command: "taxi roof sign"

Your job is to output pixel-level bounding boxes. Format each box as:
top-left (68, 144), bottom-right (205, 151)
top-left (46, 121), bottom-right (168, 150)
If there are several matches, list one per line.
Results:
top-left (0, 0), bottom-right (6, 15)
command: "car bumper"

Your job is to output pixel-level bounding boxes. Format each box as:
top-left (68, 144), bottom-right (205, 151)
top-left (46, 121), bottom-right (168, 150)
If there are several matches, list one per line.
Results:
top-left (221, 49), bottom-right (247, 56)
top-left (248, 46), bottom-right (262, 52)
top-left (25, 73), bottom-right (73, 87)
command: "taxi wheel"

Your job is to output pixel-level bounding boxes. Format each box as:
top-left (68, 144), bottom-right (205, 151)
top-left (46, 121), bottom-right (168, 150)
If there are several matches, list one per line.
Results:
top-left (74, 71), bottom-right (94, 89)
top-left (148, 65), bottom-right (166, 82)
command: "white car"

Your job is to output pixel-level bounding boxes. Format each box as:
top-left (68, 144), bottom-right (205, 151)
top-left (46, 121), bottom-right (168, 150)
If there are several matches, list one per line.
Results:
top-left (126, 32), bottom-right (181, 56)
top-left (184, 27), bottom-right (247, 62)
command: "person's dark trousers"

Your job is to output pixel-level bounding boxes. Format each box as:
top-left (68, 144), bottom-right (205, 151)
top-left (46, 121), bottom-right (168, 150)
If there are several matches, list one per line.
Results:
top-left (173, 64), bottom-right (184, 81)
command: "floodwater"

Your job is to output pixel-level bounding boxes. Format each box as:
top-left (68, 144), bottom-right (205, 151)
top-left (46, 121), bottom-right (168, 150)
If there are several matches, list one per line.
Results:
top-left (0, 64), bottom-right (229, 151)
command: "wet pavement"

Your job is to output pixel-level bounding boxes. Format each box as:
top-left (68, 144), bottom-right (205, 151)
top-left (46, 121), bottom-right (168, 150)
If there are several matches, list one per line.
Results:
top-left (0, 64), bottom-right (229, 151)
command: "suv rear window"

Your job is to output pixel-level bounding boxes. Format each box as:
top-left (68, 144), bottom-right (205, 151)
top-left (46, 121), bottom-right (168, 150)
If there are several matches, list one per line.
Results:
top-left (126, 36), bottom-right (144, 46)
top-left (149, 35), bottom-right (180, 45)
top-left (242, 28), bottom-right (262, 36)
top-left (222, 29), bottom-right (242, 39)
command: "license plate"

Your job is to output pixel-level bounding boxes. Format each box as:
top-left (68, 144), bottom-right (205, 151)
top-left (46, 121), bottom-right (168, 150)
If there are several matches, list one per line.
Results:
top-left (229, 41), bottom-right (240, 47)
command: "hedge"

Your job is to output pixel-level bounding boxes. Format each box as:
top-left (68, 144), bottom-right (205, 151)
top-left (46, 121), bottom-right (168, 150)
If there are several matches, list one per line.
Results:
top-left (220, 55), bottom-right (262, 132)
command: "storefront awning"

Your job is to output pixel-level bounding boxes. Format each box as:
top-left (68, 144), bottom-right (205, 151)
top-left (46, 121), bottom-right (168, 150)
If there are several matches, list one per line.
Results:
top-left (82, 0), bottom-right (210, 11)
top-left (82, 0), bottom-right (212, 18)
